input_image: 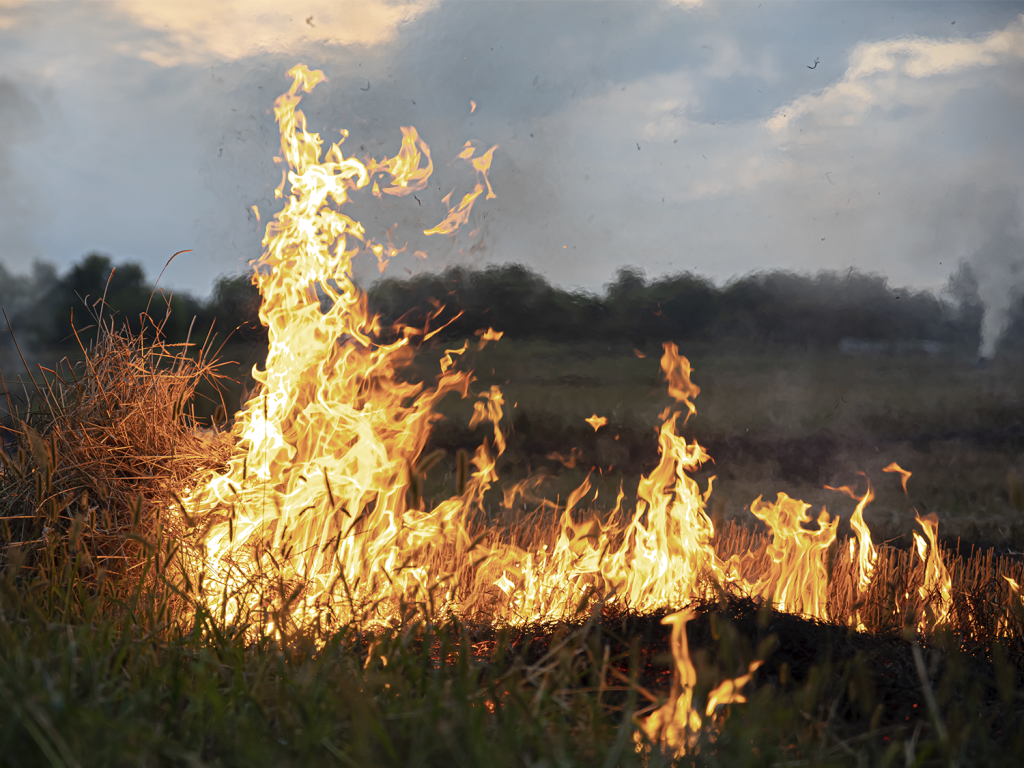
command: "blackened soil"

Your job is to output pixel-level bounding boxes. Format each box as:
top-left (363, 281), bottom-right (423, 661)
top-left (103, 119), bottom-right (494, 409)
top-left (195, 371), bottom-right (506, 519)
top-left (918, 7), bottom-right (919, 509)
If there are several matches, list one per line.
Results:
top-left (468, 596), bottom-right (1024, 736)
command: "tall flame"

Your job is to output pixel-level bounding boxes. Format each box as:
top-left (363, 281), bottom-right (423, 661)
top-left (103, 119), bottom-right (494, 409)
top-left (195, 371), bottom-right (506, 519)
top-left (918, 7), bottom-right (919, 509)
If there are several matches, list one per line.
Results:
top-left (180, 65), bottom-right (482, 628)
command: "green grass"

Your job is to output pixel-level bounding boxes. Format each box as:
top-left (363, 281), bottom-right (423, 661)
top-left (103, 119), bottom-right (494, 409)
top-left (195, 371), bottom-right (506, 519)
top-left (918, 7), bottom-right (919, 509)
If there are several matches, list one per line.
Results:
top-left (2, 547), bottom-right (1024, 767)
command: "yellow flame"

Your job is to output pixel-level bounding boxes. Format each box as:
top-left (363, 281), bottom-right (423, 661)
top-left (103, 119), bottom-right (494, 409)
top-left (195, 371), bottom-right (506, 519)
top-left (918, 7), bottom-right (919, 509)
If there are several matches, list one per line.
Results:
top-left (474, 327), bottom-right (502, 349)
top-left (424, 185), bottom-right (485, 236)
top-left (368, 126), bottom-right (433, 197)
top-left (913, 512), bottom-right (951, 630)
top-left (734, 494), bottom-right (837, 620)
top-left (585, 414), bottom-right (608, 432)
top-left (661, 343), bottom-right (700, 422)
top-left (639, 610), bottom-right (763, 756)
top-left (826, 479), bottom-right (877, 595)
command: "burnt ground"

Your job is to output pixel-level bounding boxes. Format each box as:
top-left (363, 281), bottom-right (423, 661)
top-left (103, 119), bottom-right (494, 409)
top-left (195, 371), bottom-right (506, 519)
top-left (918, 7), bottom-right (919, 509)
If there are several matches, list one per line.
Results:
top-left (444, 595), bottom-right (1024, 742)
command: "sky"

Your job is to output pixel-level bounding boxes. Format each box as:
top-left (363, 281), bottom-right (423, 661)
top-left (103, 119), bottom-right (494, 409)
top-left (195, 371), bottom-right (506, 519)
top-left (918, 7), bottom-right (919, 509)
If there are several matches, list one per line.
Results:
top-left (1, 0), bottom-right (1023, 349)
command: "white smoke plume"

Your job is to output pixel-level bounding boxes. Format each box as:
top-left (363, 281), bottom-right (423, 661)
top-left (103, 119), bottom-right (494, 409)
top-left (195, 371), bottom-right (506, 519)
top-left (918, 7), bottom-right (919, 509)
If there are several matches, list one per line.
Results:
top-left (969, 191), bottom-right (1024, 359)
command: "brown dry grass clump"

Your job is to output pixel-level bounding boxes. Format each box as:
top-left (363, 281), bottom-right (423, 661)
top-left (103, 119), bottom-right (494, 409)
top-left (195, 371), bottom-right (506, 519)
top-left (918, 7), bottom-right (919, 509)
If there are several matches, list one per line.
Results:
top-left (0, 321), bottom-right (233, 594)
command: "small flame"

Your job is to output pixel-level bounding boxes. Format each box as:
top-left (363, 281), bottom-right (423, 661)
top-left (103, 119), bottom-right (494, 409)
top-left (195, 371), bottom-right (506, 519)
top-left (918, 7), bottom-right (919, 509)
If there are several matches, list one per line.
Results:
top-left (883, 461), bottom-right (912, 495)
top-left (474, 327), bottom-right (503, 349)
top-left (661, 343), bottom-right (700, 422)
top-left (639, 610), bottom-right (763, 756)
top-left (826, 479), bottom-right (878, 595)
top-left (913, 512), bottom-right (951, 630)
top-left (368, 126), bottom-right (433, 197)
top-left (736, 494), bottom-right (837, 620)
top-left (585, 414), bottom-right (608, 432)
top-left (423, 142), bottom-right (498, 235)
top-left (424, 185), bottom-right (485, 236)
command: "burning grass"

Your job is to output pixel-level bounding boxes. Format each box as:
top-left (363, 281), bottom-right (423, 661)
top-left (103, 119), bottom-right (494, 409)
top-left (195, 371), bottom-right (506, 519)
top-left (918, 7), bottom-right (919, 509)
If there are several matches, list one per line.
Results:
top-left (3, 329), bottom-right (1024, 765)
top-left (2, 325), bottom-right (1024, 765)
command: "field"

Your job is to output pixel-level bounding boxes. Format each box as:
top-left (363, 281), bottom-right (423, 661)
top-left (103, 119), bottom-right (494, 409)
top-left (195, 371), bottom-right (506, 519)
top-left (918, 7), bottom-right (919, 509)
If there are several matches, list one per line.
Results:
top-left (2, 334), bottom-right (1024, 766)
top-left (401, 339), bottom-right (1024, 546)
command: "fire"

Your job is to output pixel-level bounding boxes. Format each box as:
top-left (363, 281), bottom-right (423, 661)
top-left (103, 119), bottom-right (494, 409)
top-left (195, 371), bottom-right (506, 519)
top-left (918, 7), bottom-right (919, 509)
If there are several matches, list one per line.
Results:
top-left (883, 461), bottom-right (912, 495)
top-left (179, 64), bottom-right (483, 629)
top-left (177, 63), bottom-right (962, 756)
top-left (180, 63), bottom-right (737, 632)
top-left (638, 610), bottom-right (763, 757)
top-left (730, 493), bottom-right (838, 621)
top-left (914, 513), bottom-right (952, 630)
top-left (826, 479), bottom-right (878, 600)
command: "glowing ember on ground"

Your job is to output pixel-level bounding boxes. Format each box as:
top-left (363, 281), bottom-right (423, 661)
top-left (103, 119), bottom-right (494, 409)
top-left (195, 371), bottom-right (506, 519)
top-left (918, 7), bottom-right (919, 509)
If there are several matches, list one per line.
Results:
top-left (176, 64), bottom-right (958, 757)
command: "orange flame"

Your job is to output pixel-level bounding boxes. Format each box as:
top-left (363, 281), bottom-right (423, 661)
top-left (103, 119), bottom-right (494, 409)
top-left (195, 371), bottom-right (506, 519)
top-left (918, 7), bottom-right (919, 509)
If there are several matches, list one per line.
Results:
top-left (883, 461), bottom-right (912, 495)
top-left (661, 343), bottom-right (700, 422)
top-left (424, 185), bottom-right (485, 236)
top-left (826, 479), bottom-right (877, 595)
top-left (639, 610), bottom-right (763, 756)
top-left (474, 327), bottom-right (502, 349)
top-left (423, 141), bottom-right (498, 235)
top-left (585, 414), bottom-right (608, 431)
top-left (180, 64), bottom-right (488, 629)
top-left (368, 126), bottom-right (433, 197)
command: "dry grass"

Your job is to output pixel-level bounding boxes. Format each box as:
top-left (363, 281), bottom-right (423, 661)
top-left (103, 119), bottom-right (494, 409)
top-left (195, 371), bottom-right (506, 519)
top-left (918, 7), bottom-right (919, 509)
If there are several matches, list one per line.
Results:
top-left (0, 319), bottom-right (232, 592)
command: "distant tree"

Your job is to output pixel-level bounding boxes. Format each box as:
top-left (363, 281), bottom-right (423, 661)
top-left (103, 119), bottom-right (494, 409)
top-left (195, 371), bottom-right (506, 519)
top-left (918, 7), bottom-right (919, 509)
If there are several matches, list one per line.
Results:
top-left (647, 272), bottom-right (717, 342)
top-left (604, 267), bottom-right (652, 346)
top-left (44, 253), bottom-right (154, 345)
top-left (206, 273), bottom-right (265, 344)
top-left (368, 263), bottom-right (981, 350)
top-left (10, 252), bottom-right (986, 358)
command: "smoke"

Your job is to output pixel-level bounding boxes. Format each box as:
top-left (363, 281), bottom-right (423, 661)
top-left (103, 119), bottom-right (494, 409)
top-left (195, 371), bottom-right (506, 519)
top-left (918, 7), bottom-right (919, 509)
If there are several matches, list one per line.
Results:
top-left (967, 191), bottom-right (1024, 359)
top-left (0, 77), bottom-right (41, 264)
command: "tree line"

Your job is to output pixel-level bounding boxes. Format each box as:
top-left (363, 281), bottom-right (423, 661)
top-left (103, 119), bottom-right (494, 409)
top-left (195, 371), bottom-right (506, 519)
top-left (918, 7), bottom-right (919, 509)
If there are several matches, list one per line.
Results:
top-left (3, 251), bottom-right (1021, 360)
top-left (0, 253), bottom-right (266, 358)
top-left (371, 264), bottom-right (996, 351)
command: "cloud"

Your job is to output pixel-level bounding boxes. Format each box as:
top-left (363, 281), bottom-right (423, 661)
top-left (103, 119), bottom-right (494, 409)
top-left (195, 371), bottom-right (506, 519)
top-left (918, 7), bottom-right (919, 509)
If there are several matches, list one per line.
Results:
top-left (110, 0), bottom-right (437, 67)
top-left (767, 14), bottom-right (1024, 135)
